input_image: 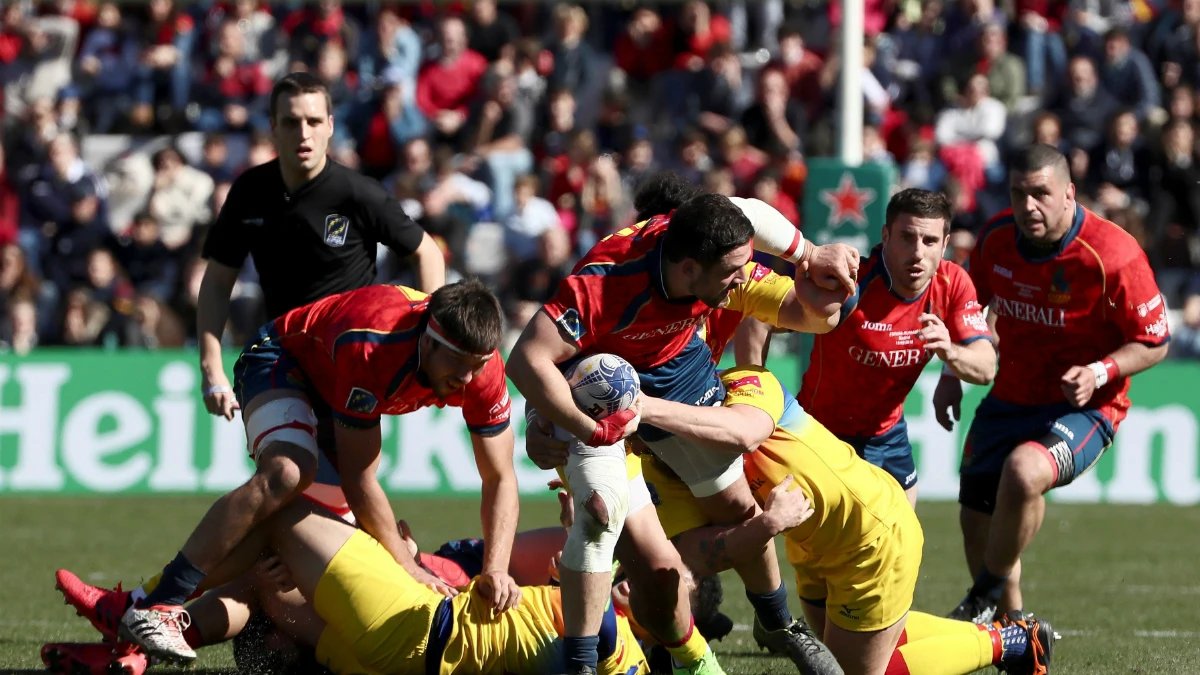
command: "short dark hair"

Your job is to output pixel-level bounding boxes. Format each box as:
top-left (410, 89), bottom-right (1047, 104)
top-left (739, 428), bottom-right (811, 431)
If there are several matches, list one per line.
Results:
top-left (885, 188), bottom-right (953, 235)
top-left (269, 72), bottom-right (332, 120)
top-left (633, 171), bottom-right (705, 222)
top-left (1010, 143), bottom-right (1070, 181)
top-left (663, 193), bottom-right (753, 266)
top-left (427, 279), bottom-right (503, 355)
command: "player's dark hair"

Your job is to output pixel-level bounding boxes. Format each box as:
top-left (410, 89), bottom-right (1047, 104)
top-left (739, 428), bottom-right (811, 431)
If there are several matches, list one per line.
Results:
top-left (663, 193), bottom-right (754, 266)
top-left (428, 278), bottom-right (503, 355)
top-left (1010, 143), bottom-right (1070, 181)
top-left (633, 171), bottom-right (705, 222)
top-left (884, 188), bottom-right (953, 236)
top-left (270, 72), bottom-right (332, 121)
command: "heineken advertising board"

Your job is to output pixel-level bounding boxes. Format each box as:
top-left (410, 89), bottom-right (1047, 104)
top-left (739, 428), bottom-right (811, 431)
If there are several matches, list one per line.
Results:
top-left (0, 351), bottom-right (1198, 504)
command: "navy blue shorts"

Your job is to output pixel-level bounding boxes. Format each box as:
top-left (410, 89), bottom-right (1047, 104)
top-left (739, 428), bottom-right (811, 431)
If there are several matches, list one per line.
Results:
top-left (433, 538), bottom-right (486, 579)
top-left (839, 417), bottom-right (917, 490)
top-left (959, 395), bottom-right (1113, 514)
top-left (231, 321), bottom-right (310, 408)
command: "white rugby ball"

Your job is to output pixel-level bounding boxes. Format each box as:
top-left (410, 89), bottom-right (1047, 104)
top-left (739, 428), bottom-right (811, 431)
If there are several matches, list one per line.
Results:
top-left (566, 354), bottom-right (640, 421)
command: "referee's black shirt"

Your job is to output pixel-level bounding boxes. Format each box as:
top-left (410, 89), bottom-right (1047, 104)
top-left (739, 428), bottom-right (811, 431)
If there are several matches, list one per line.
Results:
top-left (202, 158), bottom-right (426, 320)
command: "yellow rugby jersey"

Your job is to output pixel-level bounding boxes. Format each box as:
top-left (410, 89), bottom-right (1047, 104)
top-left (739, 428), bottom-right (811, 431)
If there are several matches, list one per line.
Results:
top-left (721, 366), bottom-right (910, 558)
top-left (700, 263), bottom-right (794, 362)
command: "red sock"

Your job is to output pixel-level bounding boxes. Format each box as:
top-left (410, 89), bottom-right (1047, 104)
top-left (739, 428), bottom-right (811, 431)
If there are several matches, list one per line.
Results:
top-left (885, 650), bottom-right (911, 675)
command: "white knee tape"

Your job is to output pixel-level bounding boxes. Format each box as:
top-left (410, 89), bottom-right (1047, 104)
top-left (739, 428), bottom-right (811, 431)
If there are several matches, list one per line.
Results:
top-left (645, 435), bottom-right (745, 498)
top-left (561, 453), bottom-right (630, 574)
top-left (245, 397), bottom-right (319, 459)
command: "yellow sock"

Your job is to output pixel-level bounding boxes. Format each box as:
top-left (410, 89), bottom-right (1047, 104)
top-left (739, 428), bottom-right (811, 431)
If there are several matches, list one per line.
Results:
top-left (662, 619), bottom-right (708, 666)
top-left (903, 611), bottom-right (989, 640)
top-left (140, 572), bottom-right (162, 595)
top-left (888, 612), bottom-right (998, 675)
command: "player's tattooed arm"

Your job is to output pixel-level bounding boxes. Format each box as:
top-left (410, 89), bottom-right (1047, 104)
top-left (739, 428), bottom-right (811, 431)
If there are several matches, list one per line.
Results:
top-left (640, 396), bottom-right (774, 454)
top-left (672, 476), bottom-right (812, 575)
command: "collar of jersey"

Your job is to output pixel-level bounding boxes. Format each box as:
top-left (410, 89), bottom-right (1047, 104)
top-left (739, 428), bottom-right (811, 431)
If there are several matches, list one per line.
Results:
top-left (871, 245), bottom-right (931, 305)
top-left (385, 316), bottom-right (430, 399)
top-left (279, 156), bottom-right (333, 198)
top-left (1014, 202), bottom-right (1085, 264)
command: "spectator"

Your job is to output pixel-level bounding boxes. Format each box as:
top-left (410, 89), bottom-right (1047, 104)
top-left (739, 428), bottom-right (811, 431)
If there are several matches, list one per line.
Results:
top-left (108, 211), bottom-right (178, 302)
top-left (889, 1), bottom-right (947, 111)
top-left (1170, 274), bottom-right (1200, 359)
top-left (1016, 0), bottom-right (1069, 94)
top-left (146, 146), bottom-right (214, 251)
top-left (1031, 110), bottom-right (1068, 152)
top-left (691, 43), bottom-right (752, 137)
top-left (750, 167), bottom-right (799, 225)
top-left (283, 0), bottom-right (360, 71)
top-left (513, 38), bottom-right (548, 113)
top-left (19, 132), bottom-right (107, 265)
top-left (1148, 119), bottom-right (1200, 263)
top-left (614, 9), bottom-right (670, 85)
top-left (1167, 84), bottom-right (1196, 123)
top-left (718, 125), bottom-right (766, 193)
top-left (941, 0), bottom-right (1008, 62)
top-left (702, 166), bottom-right (737, 197)
top-left (863, 123), bottom-right (897, 168)
top-left (197, 134), bottom-right (235, 184)
top-left (355, 75), bottom-right (427, 180)
top-left (936, 73), bottom-right (1007, 196)
top-left (900, 138), bottom-right (948, 191)
top-left (595, 90), bottom-right (635, 155)
top-left (416, 15), bottom-right (488, 145)
top-left (0, 144), bottom-right (17, 247)
top-left (741, 67), bottom-right (805, 158)
top-left (313, 41), bottom-right (357, 145)
top-left (467, 0), bottom-right (520, 63)
top-left (941, 23), bottom-right (1027, 111)
top-left (1, 294), bottom-right (37, 354)
top-left (43, 179), bottom-right (109, 298)
top-left (1086, 109), bottom-right (1151, 217)
top-left (1049, 55), bottom-right (1119, 153)
top-left (0, 243), bottom-right (43, 319)
top-left (506, 224), bottom-right (572, 341)
top-left (579, 151), bottom-right (626, 237)
top-left (505, 174), bottom-right (561, 262)
top-left (75, 1), bottom-right (140, 133)
top-left (673, 128), bottom-right (714, 185)
top-left (547, 5), bottom-right (600, 124)
top-left (669, 0), bottom-right (733, 71)
top-left (619, 135), bottom-right (657, 195)
top-left (389, 137), bottom-right (433, 197)
top-left (132, 0), bottom-right (195, 131)
top-left (461, 64), bottom-right (533, 221)
top-left (357, 8), bottom-right (421, 98)
top-left (537, 88), bottom-right (578, 167)
top-left (194, 17), bottom-right (272, 133)
top-left (209, 0), bottom-right (283, 79)
top-left (244, 131), bottom-right (276, 169)
top-left (772, 22), bottom-right (825, 119)
top-left (1100, 27), bottom-right (1161, 124)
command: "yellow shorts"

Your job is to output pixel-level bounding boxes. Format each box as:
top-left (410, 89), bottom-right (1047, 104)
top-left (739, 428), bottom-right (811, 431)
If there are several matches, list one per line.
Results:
top-left (313, 530), bottom-right (442, 675)
top-left (311, 531), bottom-right (648, 675)
top-left (788, 506), bottom-right (923, 632)
top-left (642, 454), bottom-right (923, 633)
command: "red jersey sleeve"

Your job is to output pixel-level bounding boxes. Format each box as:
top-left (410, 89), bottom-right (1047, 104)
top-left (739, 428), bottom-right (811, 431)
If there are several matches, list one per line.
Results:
top-left (461, 353), bottom-right (512, 436)
top-left (543, 276), bottom-right (605, 351)
top-left (946, 265), bottom-right (992, 344)
top-left (329, 343), bottom-right (384, 429)
top-left (1111, 250), bottom-right (1170, 346)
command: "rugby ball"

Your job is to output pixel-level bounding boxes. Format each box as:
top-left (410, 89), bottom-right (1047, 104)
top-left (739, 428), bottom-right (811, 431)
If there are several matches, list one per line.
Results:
top-left (566, 354), bottom-right (640, 420)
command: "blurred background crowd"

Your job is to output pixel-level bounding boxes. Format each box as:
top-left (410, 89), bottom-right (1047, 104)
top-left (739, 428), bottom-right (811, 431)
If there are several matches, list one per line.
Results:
top-left (1, 0), bottom-right (1199, 358)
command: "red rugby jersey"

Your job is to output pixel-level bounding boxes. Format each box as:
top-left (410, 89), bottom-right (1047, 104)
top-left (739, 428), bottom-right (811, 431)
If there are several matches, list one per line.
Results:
top-left (799, 249), bottom-right (991, 438)
top-left (968, 205), bottom-right (1168, 427)
top-left (273, 285), bottom-right (511, 434)
top-left (542, 215), bottom-right (792, 404)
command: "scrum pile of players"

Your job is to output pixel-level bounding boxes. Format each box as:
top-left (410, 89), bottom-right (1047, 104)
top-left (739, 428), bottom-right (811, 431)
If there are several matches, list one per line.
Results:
top-left (50, 144), bottom-right (1168, 675)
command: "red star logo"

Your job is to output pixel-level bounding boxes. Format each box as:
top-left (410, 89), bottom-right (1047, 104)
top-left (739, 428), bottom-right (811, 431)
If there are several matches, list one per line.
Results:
top-left (819, 172), bottom-right (876, 229)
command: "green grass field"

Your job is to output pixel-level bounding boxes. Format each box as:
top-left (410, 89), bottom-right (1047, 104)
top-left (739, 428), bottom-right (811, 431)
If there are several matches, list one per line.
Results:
top-left (2, 497), bottom-right (1198, 674)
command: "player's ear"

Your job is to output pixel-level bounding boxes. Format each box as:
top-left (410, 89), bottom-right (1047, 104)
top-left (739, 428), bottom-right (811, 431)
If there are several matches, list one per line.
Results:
top-left (1065, 180), bottom-right (1076, 203)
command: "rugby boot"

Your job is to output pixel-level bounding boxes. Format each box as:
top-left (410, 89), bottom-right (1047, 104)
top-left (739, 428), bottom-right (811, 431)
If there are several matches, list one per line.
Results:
top-left (996, 611), bottom-right (1055, 675)
top-left (55, 569), bottom-right (132, 641)
top-left (947, 590), bottom-right (998, 625)
top-left (672, 646), bottom-right (727, 675)
top-left (118, 603), bottom-right (197, 664)
top-left (41, 642), bottom-right (148, 675)
top-left (752, 615), bottom-right (844, 675)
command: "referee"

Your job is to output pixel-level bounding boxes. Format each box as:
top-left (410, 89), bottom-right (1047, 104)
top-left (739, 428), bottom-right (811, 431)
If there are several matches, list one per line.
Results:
top-left (198, 72), bottom-right (445, 418)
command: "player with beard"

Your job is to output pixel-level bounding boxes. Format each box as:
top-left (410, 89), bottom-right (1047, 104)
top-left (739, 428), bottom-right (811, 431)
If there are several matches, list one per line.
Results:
top-left (509, 171), bottom-right (857, 675)
top-left (939, 144), bottom-right (1169, 624)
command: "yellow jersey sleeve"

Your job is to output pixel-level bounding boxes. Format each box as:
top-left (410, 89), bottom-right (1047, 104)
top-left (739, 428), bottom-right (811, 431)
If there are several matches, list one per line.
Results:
top-left (719, 366), bottom-right (786, 425)
top-left (725, 263), bottom-right (794, 325)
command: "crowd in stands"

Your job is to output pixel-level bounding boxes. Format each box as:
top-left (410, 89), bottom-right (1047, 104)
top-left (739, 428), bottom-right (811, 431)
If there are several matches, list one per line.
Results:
top-left (0, 0), bottom-right (1199, 358)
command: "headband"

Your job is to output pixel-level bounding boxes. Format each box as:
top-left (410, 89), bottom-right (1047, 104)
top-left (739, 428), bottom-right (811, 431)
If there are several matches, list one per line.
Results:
top-left (426, 316), bottom-right (494, 360)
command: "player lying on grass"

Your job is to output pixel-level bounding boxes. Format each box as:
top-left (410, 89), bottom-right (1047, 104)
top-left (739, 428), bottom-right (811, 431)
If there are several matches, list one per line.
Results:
top-left (510, 171), bottom-right (855, 675)
top-left (71, 280), bottom-right (522, 664)
top-left (67, 500), bottom-right (649, 675)
top-left (941, 145), bottom-right (1170, 624)
top-left (635, 365), bottom-right (1055, 675)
